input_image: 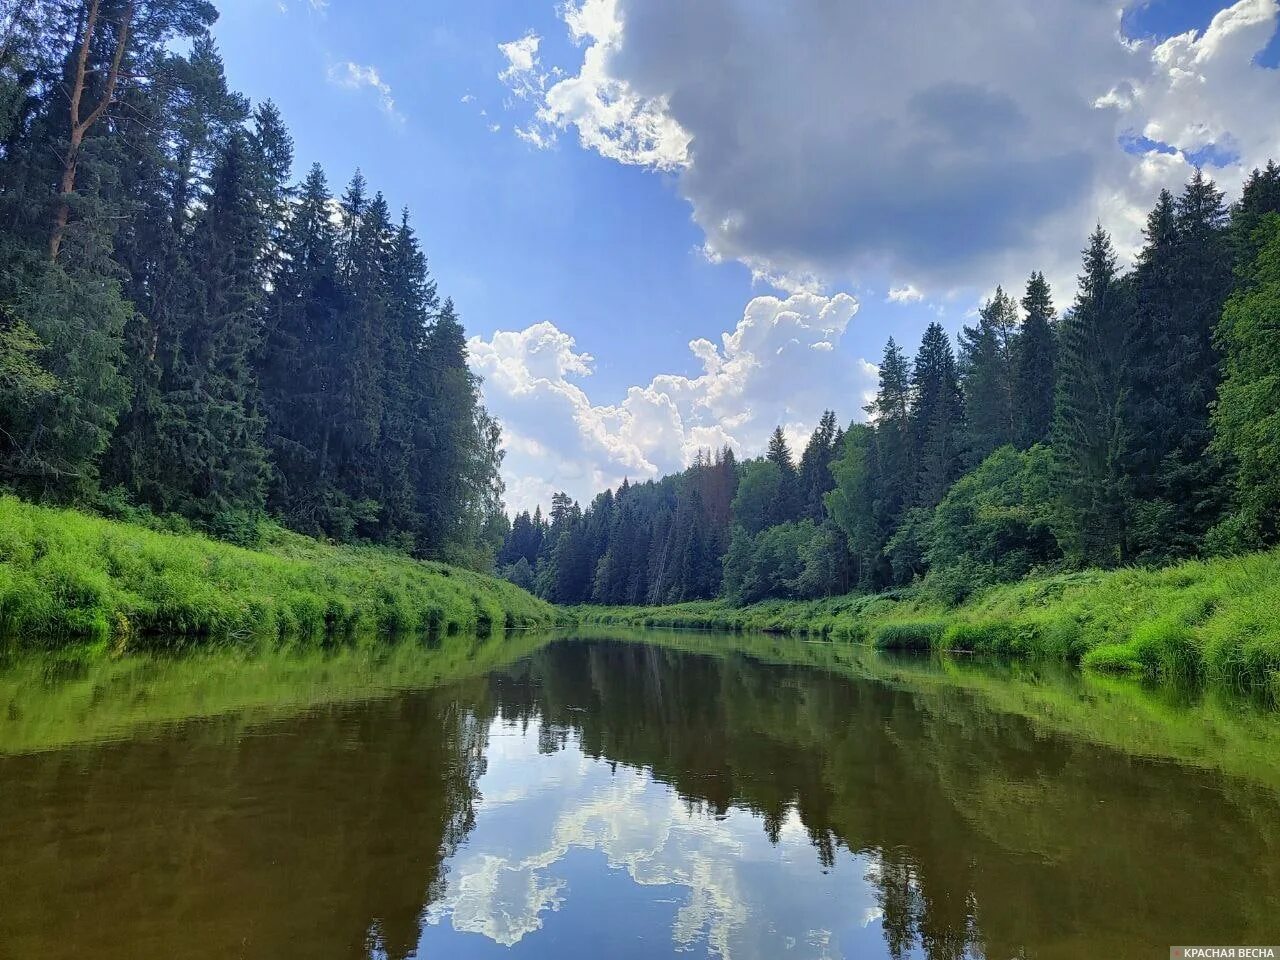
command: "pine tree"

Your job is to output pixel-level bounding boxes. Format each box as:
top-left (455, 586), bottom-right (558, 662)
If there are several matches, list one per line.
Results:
top-left (1125, 190), bottom-right (1178, 486)
top-left (246, 101), bottom-right (294, 279)
top-left (102, 36), bottom-right (249, 505)
top-left (1013, 272), bottom-right (1056, 448)
top-left (1123, 188), bottom-right (1180, 557)
top-left (335, 178), bottom-right (392, 531)
top-left (1054, 227), bottom-right (1133, 567)
top-left (0, 7), bottom-right (519, 568)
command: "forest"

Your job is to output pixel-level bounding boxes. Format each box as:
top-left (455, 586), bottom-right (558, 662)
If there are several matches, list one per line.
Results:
top-left (502, 165), bottom-right (1280, 608)
top-left (0, 1), bottom-right (506, 568)
top-left (5, 3), bottom-right (1280, 623)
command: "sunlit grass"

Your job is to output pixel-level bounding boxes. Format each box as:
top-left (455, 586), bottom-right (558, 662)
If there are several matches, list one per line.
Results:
top-left (574, 548), bottom-right (1280, 695)
top-left (0, 496), bottom-right (555, 648)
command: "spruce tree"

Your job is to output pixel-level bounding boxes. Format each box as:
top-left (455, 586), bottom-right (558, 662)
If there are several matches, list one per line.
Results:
top-left (261, 164), bottom-right (350, 535)
top-left (1, 255), bottom-right (132, 497)
top-left (420, 298), bottom-right (483, 553)
top-left (1232, 160), bottom-right (1280, 268)
top-left (376, 210), bottom-right (435, 545)
top-left (866, 337), bottom-right (913, 539)
top-left (765, 425), bottom-right (799, 524)
top-left (1013, 272), bottom-right (1056, 448)
top-left (1126, 172), bottom-right (1232, 560)
top-left (797, 410), bottom-right (839, 522)
top-left (910, 322), bottom-right (966, 508)
top-left (1053, 227), bottom-right (1133, 567)
top-left (335, 179), bottom-right (392, 532)
top-left (155, 132), bottom-right (271, 524)
top-left (958, 286), bottom-right (1017, 462)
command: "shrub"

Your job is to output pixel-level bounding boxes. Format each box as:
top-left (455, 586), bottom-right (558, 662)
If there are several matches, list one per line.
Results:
top-left (872, 620), bottom-right (946, 651)
top-left (942, 621), bottom-right (1026, 656)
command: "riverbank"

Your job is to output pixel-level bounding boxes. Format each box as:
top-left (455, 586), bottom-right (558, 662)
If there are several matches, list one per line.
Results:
top-left (0, 497), bottom-right (555, 647)
top-left (574, 548), bottom-right (1280, 694)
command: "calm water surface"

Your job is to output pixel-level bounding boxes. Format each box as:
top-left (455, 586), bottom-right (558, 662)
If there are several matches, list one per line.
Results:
top-left (1, 630), bottom-right (1279, 959)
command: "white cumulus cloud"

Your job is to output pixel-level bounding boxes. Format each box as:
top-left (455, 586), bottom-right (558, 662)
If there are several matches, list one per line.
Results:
top-left (470, 292), bottom-right (872, 512)
top-left (505, 0), bottom-right (1280, 292)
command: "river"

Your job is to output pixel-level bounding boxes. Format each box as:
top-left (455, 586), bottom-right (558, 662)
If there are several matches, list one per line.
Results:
top-left (1, 628), bottom-right (1278, 959)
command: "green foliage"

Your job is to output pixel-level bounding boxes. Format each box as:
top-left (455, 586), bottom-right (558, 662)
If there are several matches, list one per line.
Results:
top-left (723, 520), bottom-right (823, 604)
top-left (1053, 227), bottom-right (1133, 567)
top-left (797, 410), bottom-right (840, 522)
top-left (825, 424), bottom-right (883, 589)
top-left (1211, 214), bottom-right (1280, 548)
top-left (731, 459), bottom-right (783, 537)
top-left (883, 506), bottom-right (931, 586)
top-left (924, 444), bottom-right (1062, 602)
top-left (577, 545), bottom-right (1280, 692)
top-left (1013, 272), bottom-right (1057, 447)
top-left (764, 426), bottom-right (800, 523)
top-left (866, 338), bottom-right (914, 526)
top-left (871, 619), bottom-right (945, 651)
top-left (1124, 175), bottom-right (1233, 562)
top-left (0, 14), bottom-right (505, 569)
top-left (1, 262), bottom-right (133, 498)
top-left (910, 322), bottom-right (967, 507)
top-left (958, 286), bottom-right (1018, 462)
top-left (0, 314), bottom-right (55, 405)
top-left (0, 497), bottom-right (554, 646)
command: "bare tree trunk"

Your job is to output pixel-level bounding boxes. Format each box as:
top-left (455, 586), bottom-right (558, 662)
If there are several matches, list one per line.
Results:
top-left (49, 0), bottom-right (133, 261)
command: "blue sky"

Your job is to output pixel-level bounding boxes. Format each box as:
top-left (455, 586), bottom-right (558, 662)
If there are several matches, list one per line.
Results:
top-left (211, 0), bottom-right (1280, 511)
top-left (212, 0), bottom-right (758, 393)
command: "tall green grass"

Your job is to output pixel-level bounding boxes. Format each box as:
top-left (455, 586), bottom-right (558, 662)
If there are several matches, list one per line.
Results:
top-left (574, 549), bottom-right (1280, 696)
top-left (0, 497), bottom-right (554, 647)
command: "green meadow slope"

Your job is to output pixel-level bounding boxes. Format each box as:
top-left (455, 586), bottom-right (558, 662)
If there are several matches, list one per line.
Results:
top-left (0, 497), bottom-right (554, 647)
top-left (575, 548), bottom-right (1280, 695)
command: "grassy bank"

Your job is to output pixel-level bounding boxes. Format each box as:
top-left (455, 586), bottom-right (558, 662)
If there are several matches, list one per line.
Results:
top-left (0, 497), bottom-right (555, 646)
top-left (574, 548), bottom-right (1280, 695)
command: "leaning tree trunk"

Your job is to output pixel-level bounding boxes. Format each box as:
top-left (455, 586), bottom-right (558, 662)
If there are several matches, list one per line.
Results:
top-left (49, 0), bottom-right (134, 261)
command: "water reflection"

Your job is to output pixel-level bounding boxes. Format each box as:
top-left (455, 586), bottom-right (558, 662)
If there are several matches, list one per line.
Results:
top-left (421, 716), bottom-right (887, 958)
top-left (1, 633), bottom-right (1278, 959)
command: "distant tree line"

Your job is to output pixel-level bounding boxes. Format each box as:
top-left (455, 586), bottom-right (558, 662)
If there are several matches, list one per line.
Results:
top-left (0, 2), bottom-right (505, 564)
top-left (504, 164), bottom-right (1280, 604)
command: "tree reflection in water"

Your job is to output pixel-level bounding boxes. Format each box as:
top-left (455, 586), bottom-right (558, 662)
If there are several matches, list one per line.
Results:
top-left (1, 634), bottom-right (1278, 960)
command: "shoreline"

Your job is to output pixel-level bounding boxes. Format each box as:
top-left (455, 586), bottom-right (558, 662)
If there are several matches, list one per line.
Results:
top-left (570, 548), bottom-right (1280, 698)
